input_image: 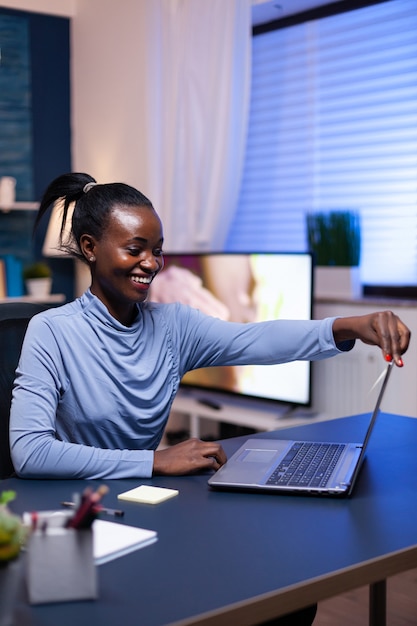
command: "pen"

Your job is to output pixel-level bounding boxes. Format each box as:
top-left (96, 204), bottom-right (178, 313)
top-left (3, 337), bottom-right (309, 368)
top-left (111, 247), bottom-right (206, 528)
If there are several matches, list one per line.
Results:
top-left (61, 500), bottom-right (125, 518)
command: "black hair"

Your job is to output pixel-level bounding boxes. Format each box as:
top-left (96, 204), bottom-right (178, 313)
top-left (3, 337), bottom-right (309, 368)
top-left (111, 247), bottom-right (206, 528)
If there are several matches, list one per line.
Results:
top-left (35, 172), bottom-right (154, 263)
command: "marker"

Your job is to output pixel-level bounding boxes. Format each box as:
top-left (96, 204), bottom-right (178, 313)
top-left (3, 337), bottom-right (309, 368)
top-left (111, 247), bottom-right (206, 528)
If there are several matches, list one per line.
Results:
top-left (61, 501), bottom-right (125, 518)
top-left (30, 511), bottom-right (38, 530)
top-left (66, 485), bottom-right (110, 529)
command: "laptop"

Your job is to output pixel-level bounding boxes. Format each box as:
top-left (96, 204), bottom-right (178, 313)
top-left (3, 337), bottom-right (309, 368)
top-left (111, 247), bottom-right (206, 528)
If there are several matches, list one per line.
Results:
top-left (208, 361), bottom-right (393, 497)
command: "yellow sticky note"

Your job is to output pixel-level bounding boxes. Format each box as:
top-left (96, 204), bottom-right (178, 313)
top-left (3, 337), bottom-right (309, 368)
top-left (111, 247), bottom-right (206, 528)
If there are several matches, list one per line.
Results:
top-left (117, 485), bottom-right (179, 505)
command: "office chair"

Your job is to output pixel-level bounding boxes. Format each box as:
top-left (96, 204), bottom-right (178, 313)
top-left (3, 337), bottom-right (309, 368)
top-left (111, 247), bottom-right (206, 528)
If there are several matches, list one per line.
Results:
top-left (0, 302), bottom-right (51, 479)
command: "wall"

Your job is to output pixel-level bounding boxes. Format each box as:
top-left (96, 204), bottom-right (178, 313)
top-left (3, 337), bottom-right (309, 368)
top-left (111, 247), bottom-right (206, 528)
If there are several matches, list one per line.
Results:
top-left (0, 1), bottom-right (75, 17)
top-left (1, 0), bottom-right (152, 194)
top-left (70, 1), bottom-right (151, 192)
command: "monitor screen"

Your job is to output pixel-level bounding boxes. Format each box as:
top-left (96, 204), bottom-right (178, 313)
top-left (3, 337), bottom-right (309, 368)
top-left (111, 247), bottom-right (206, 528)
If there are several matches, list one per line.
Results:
top-left (150, 252), bottom-right (313, 407)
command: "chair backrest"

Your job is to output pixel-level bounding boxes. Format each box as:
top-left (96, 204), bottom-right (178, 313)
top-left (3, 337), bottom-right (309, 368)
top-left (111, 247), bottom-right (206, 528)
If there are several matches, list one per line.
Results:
top-left (0, 302), bottom-right (51, 479)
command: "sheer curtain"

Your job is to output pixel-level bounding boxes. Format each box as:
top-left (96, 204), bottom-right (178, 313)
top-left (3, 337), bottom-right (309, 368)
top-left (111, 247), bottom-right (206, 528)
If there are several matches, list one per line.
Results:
top-left (143, 0), bottom-right (252, 252)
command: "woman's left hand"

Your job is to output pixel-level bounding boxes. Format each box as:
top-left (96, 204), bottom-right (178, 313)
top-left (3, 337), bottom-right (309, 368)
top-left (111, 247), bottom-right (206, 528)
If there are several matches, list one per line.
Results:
top-left (332, 311), bottom-right (411, 366)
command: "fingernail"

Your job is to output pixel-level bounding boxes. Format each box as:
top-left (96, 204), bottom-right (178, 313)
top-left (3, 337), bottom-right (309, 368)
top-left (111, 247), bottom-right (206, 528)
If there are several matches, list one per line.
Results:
top-left (385, 354), bottom-right (393, 362)
top-left (398, 358), bottom-right (404, 367)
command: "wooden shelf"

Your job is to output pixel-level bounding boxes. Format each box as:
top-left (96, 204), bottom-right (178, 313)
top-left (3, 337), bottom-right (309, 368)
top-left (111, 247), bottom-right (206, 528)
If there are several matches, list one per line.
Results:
top-left (0, 202), bottom-right (39, 212)
top-left (0, 294), bottom-right (65, 304)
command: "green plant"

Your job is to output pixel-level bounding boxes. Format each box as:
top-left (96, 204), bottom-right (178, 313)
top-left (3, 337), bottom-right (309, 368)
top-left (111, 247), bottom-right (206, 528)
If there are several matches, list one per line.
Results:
top-left (306, 210), bottom-right (361, 267)
top-left (23, 261), bottom-right (52, 280)
top-left (0, 492), bottom-right (27, 564)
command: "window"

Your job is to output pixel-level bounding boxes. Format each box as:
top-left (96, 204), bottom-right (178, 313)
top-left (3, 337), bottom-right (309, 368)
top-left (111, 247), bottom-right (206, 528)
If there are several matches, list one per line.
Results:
top-left (226, 0), bottom-right (417, 286)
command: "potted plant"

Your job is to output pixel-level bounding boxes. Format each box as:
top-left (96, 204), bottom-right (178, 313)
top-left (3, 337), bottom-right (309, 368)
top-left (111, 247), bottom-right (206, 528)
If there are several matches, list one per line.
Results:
top-left (306, 210), bottom-right (361, 299)
top-left (0, 491), bottom-right (27, 625)
top-left (23, 261), bottom-right (52, 297)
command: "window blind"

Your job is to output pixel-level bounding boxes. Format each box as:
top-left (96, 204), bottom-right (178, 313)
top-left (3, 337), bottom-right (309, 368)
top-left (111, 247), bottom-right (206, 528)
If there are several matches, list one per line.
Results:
top-left (226, 0), bottom-right (417, 285)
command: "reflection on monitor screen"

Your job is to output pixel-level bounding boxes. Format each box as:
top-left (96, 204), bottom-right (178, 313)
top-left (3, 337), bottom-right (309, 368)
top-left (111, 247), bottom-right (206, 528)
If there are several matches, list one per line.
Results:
top-left (150, 252), bottom-right (313, 407)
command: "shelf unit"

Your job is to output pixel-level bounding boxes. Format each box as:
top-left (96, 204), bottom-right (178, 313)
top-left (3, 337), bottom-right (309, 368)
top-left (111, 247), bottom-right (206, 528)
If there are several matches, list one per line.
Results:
top-left (0, 201), bottom-right (52, 301)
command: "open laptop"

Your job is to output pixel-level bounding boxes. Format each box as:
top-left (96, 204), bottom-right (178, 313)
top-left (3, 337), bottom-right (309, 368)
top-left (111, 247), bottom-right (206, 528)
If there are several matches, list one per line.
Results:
top-left (208, 361), bottom-right (393, 497)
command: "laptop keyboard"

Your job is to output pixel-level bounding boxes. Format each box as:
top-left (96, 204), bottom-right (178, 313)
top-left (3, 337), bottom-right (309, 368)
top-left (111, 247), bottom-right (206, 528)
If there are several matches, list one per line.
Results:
top-left (266, 442), bottom-right (345, 488)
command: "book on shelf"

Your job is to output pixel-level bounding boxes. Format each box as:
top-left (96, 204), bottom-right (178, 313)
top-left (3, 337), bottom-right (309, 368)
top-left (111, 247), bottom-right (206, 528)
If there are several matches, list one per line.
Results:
top-left (0, 259), bottom-right (6, 298)
top-left (3, 254), bottom-right (24, 297)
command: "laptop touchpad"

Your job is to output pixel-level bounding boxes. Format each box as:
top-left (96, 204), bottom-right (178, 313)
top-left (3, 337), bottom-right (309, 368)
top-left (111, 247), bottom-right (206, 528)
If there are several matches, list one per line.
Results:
top-left (239, 449), bottom-right (277, 463)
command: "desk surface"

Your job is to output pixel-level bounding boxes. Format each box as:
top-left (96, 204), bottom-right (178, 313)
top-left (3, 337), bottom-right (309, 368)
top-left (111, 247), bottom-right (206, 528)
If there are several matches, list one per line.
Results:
top-left (5, 412), bottom-right (417, 626)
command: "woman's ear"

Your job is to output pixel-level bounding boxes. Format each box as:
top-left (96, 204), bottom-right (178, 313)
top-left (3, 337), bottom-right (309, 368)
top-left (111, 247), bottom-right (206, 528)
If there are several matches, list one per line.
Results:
top-left (80, 234), bottom-right (96, 263)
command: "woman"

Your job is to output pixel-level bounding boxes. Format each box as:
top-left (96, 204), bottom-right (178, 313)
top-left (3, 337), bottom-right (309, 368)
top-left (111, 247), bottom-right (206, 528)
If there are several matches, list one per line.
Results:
top-left (10, 173), bottom-right (410, 481)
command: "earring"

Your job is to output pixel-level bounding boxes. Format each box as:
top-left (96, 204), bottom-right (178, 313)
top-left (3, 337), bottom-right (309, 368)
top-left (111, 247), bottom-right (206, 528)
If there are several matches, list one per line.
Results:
top-left (89, 256), bottom-right (95, 262)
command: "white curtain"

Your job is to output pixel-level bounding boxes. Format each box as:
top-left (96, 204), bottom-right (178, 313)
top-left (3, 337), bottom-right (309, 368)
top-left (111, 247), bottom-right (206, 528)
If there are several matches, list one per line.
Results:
top-left (143, 0), bottom-right (252, 252)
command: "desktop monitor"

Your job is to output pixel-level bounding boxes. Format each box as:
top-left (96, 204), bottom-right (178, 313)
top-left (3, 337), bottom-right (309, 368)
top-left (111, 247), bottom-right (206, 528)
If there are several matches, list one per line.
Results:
top-left (150, 252), bottom-right (313, 408)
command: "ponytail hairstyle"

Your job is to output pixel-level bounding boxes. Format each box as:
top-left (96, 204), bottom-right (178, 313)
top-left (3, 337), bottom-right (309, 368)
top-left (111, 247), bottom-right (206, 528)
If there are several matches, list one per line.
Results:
top-left (35, 172), bottom-right (154, 263)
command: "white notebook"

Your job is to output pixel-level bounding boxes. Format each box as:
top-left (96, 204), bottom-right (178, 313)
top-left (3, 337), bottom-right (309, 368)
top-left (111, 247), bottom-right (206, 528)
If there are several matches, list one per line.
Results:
top-left (93, 519), bottom-right (158, 565)
top-left (23, 511), bottom-right (158, 566)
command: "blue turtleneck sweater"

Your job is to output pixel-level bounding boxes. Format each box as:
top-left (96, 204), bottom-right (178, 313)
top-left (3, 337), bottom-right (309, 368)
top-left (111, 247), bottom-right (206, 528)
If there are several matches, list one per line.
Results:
top-left (10, 290), bottom-right (348, 479)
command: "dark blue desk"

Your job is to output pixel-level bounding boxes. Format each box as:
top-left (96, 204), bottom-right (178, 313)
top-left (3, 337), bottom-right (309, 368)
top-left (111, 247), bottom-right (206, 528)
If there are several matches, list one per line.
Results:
top-left (4, 412), bottom-right (417, 626)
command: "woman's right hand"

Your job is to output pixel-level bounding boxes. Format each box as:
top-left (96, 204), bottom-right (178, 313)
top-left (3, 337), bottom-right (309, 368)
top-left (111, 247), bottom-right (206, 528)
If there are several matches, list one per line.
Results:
top-left (153, 438), bottom-right (227, 475)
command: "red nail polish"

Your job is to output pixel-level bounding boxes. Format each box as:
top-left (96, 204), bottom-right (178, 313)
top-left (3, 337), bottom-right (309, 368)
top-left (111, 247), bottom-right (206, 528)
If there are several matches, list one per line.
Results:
top-left (398, 358), bottom-right (404, 367)
top-left (385, 354), bottom-right (393, 362)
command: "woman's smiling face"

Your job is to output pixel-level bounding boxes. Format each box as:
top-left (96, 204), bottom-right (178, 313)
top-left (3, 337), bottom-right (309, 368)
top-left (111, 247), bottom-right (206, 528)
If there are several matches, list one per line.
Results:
top-left (82, 204), bottom-right (164, 324)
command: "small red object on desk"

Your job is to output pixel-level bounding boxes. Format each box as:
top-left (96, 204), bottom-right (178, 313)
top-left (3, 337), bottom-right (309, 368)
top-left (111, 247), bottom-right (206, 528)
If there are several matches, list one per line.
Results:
top-left (66, 485), bottom-right (109, 529)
